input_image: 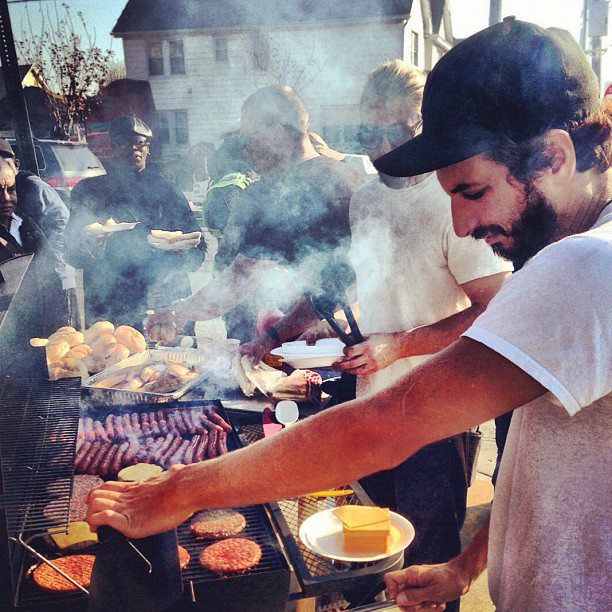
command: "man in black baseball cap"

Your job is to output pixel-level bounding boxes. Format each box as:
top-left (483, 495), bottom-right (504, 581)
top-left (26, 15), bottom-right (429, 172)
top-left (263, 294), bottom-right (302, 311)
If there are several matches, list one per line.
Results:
top-left (88, 21), bottom-right (610, 611)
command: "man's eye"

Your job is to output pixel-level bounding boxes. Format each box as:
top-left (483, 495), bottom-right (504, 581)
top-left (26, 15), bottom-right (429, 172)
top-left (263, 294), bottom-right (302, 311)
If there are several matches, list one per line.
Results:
top-left (463, 189), bottom-right (486, 201)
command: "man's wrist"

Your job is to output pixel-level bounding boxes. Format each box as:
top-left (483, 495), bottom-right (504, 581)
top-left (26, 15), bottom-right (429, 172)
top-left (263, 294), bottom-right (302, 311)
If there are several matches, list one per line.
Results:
top-left (265, 325), bottom-right (281, 346)
top-left (396, 330), bottom-right (415, 359)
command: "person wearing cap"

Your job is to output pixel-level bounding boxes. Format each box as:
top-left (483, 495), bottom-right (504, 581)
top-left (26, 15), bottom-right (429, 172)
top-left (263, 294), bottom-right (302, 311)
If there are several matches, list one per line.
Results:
top-left (88, 20), bottom-right (610, 611)
top-left (64, 115), bottom-right (205, 328)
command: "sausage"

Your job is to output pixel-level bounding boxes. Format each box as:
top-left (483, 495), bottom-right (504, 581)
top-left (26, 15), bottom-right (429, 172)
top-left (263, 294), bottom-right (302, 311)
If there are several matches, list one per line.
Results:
top-left (105, 414), bottom-right (115, 439)
top-left (161, 436), bottom-right (183, 468)
top-left (79, 440), bottom-right (100, 473)
top-left (217, 430), bottom-right (228, 456)
top-left (183, 435), bottom-right (198, 465)
top-left (122, 438), bottom-right (139, 467)
top-left (204, 407), bottom-right (232, 432)
top-left (193, 433), bottom-right (208, 462)
top-left (206, 428), bottom-right (218, 459)
top-left (147, 437), bottom-right (165, 463)
top-left (98, 444), bottom-right (119, 476)
top-left (131, 413), bottom-right (142, 436)
top-left (111, 441), bottom-right (130, 474)
top-left (74, 440), bottom-right (92, 472)
top-left (112, 415), bottom-right (125, 441)
top-left (165, 414), bottom-right (181, 437)
top-left (134, 437), bottom-right (154, 463)
top-left (181, 410), bottom-right (196, 435)
top-left (88, 442), bottom-right (111, 475)
top-left (168, 438), bottom-right (190, 466)
top-left (82, 417), bottom-right (96, 442)
top-left (92, 420), bottom-right (109, 443)
top-left (152, 434), bottom-right (174, 463)
top-left (75, 436), bottom-right (84, 455)
top-left (158, 414), bottom-right (169, 437)
top-left (172, 410), bottom-right (188, 436)
top-left (120, 414), bottom-right (134, 438)
top-left (77, 421), bottom-right (85, 441)
top-left (140, 413), bottom-right (153, 438)
top-left (148, 412), bottom-right (161, 437)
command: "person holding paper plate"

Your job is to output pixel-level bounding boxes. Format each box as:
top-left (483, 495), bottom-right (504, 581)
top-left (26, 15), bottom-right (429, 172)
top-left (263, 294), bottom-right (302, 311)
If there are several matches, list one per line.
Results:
top-left (65, 115), bottom-right (205, 329)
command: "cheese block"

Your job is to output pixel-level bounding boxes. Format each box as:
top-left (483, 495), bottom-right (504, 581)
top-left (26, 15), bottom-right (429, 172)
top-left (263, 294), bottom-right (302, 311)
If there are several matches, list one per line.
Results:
top-left (333, 505), bottom-right (390, 529)
top-left (48, 521), bottom-right (98, 550)
top-left (118, 463), bottom-right (163, 482)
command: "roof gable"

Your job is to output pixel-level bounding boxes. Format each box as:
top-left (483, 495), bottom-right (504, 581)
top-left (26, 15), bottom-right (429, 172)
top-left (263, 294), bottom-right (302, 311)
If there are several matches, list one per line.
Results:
top-left (113, 0), bottom-right (414, 35)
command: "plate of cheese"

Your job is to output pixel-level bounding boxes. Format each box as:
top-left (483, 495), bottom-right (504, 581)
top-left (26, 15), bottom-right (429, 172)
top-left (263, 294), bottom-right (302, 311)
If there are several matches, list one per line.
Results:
top-left (85, 218), bottom-right (139, 233)
top-left (298, 506), bottom-right (414, 562)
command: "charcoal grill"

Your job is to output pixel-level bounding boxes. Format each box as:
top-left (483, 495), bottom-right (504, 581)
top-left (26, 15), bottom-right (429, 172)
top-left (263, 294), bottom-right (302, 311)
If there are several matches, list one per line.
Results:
top-left (228, 408), bottom-right (404, 603)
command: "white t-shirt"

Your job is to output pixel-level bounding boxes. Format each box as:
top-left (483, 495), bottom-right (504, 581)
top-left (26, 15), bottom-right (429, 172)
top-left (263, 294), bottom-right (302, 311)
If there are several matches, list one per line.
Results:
top-left (349, 173), bottom-right (512, 396)
top-left (463, 202), bottom-right (612, 611)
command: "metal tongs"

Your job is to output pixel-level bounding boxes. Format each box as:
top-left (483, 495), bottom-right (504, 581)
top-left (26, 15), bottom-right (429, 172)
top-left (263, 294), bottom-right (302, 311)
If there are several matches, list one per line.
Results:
top-left (307, 292), bottom-right (363, 347)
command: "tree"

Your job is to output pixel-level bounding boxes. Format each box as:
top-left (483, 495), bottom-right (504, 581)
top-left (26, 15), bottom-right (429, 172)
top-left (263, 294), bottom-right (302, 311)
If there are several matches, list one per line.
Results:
top-left (16, 3), bottom-right (114, 140)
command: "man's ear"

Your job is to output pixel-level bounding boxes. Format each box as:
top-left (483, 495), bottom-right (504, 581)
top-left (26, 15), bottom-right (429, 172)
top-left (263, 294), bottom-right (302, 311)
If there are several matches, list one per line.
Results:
top-left (14, 158), bottom-right (20, 171)
top-left (541, 129), bottom-right (576, 181)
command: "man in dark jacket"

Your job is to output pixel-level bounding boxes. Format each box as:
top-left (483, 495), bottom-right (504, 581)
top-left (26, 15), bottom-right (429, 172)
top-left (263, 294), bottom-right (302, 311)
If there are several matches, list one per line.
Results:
top-left (65, 115), bottom-right (205, 329)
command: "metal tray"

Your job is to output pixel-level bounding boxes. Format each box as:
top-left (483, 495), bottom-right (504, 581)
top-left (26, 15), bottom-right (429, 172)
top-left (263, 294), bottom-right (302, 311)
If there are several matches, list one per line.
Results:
top-left (82, 348), bottom-right (208, 405)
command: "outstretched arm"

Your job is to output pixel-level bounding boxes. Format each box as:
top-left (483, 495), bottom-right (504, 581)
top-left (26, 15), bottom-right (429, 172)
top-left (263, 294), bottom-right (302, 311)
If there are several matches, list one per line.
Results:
top-left (87, 337), bottom-right (544, 537)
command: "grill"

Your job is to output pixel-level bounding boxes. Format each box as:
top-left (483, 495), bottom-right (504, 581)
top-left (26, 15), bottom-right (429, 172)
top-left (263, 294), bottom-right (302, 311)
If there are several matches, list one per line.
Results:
top-left (229, 409), bottom-right (404, 600)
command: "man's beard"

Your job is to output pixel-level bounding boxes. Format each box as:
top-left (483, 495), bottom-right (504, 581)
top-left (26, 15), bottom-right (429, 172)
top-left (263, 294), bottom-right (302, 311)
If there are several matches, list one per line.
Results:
top-left (472, 184), bottom-right (558, 269)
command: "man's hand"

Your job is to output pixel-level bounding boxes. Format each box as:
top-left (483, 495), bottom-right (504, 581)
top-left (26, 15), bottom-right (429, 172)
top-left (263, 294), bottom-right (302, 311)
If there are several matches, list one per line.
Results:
top-left (240, 333), bottom-right (276, 365)
top-left (297, 319), bottom-right (345, 345)
top-left (86, 465), bottom-right (193, 538)
top-left (333, 332), bottom-right (405, 375)
top-left (143, 308), bottom-right (185, 343)
top-left (384, 561), bottom-right (471, 611)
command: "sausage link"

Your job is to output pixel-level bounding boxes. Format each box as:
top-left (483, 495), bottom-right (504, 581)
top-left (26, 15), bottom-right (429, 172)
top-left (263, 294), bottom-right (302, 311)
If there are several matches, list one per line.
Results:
top-left (88, 442), bottom-right (111, 475)
top-left (105, 414), bottom-right (115, 439)
top-left (121, 414), bottom-right (135, 438)
top-left (112, 415), bottom-right (126, 441)
top-left (193, 433), bottom-right (208, 462)
top-left (172, 410), bottom-right (188, 436)
top-left (140, 412), bottom-right (153, 438)
top-left (183, 435), bottom-right (199, 465)
top-left (148, 411), bottom-right (161, 437)
top-left (79, 440), bottom-right (100, 474)
top-left (168, 438), bottom-right (190, 466)
top-left (158, 414), bottom-right (169, 437)
top-left (134, 437), bottom-right (155, 463)
top-left (153, 434), bottom-right (174, 463)
top-left (217, 430), bottom-right (228, 456)
top-left (165, 414), bottom-right (181, 437)
top-left (93, 420), bottom-right (109, 443)
top-left (206, 429), bottom-right (218, 459)
top-left (83, 417), bottom-right (96, 441)
top-left (122, 439), bottom-right (139, 467)
top-left (77, 420), bottom-right (85, 441)
top-left (161, 436), bottom-right (183, 468)
top-left (131, 413), bottom-right (142, 436)
top-left (181, 410), bottom-right (196, 435)
top-left (147, 437), bottom-right (165, 464)
top-left (74, 440), bottom-right (92, 472)
top-left (111, 441), bottom-right (130, 474)
top-left (98, 444), bottom-right (119, 477)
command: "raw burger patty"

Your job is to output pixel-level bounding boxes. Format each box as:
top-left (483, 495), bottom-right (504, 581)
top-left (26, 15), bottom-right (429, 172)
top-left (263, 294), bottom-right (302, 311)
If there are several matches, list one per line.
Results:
top-left (32, 554), bottom-right (94, 591)
top-left (44, 475), bottom-right (103, 522)
top-left (178, 545), bottom-right (190, 570)
top-left (199, 538), bottom-right (261, 574)
top-left (189, 508), bottom-right (246, 539)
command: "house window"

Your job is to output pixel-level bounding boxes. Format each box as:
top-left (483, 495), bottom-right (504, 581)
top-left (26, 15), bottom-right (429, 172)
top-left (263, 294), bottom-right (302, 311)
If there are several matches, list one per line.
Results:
top-left (148, 41), bottom-right (164, 76)
top-left (169, 40), bottom-right (185, 74)
top-left (156, 110), bottom-right (189, 146)
top-left (215, 37), bottom-right (228, 62)
top-left (253, 35), bottom-right (270, 72)
top-left (411, 31), bottom-right (419, 66)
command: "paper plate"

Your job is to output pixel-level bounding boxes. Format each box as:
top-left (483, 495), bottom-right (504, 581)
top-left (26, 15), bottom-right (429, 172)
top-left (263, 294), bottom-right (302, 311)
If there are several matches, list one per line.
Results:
top-left (298, 508), bottom-right (414, 563)
top-left (85, 221), bottom-right (139, 234)
top-left (271, 338), bottom-right (345, 368)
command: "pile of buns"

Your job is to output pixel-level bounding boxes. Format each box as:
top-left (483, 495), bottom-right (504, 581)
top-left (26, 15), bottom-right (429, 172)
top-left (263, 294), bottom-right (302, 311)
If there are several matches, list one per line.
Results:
top-left (91, 354), bottom-right (199, 394)
top-left (32, 321), bottom-right (146, 380)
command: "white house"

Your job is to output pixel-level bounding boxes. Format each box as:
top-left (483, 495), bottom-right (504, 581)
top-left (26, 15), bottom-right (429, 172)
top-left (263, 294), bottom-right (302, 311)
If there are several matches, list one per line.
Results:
top-left (112, 0), bottom-right (453, 157)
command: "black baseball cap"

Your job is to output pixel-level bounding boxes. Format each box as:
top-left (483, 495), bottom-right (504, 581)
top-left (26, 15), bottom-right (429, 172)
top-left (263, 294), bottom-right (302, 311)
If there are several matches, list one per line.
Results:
top-left (374, 17), bottom-right (601, 177)
top-left (0, 138), bottom-right (15, 158)
top-left (109, 115), bottom-right (153, 144)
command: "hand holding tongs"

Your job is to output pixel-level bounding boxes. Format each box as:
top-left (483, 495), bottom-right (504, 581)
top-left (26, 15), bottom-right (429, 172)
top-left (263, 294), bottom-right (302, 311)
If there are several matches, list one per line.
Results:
top-left (307, 292), bottom-right (363, 347)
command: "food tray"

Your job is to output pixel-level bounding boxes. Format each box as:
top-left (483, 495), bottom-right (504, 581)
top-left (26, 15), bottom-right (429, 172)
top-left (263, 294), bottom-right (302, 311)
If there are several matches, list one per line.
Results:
top-left (82, 348), bottom-right (208, 405)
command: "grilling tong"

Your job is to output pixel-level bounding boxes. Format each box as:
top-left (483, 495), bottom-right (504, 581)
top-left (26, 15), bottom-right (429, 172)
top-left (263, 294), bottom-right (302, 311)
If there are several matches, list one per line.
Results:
top-left (307, 292), bottom-right (363, 347)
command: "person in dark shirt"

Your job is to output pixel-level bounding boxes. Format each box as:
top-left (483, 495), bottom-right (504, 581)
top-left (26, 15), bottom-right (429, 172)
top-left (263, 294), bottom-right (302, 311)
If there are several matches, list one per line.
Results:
top-left (145, 85), bottom-right (364, 343)
top-left (64, 115), bottom-right (205, 329)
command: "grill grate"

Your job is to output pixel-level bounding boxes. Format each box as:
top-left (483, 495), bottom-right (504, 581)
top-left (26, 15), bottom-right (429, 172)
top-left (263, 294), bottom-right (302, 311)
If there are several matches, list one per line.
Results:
top-left (0, 378), bottom-right (81, 535)
top-left (231, 414), bottom-right (404, 597)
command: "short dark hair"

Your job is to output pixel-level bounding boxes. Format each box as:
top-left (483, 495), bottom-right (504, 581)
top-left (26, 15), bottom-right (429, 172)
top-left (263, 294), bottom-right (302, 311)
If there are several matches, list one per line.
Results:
top-left (242, 85), bottom-right (309, 139)
top-left (486, 99), bottom-right (611, 183)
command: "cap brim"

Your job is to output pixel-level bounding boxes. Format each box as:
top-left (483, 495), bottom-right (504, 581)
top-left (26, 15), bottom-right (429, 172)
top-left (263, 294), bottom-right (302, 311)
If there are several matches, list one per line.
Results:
top-left (373, 130), bottom-right (500, 177)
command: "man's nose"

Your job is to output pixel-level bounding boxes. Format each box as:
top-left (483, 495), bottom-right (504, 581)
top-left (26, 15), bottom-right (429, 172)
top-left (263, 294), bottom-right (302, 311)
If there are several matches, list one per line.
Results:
top-left (451, 198), bottom-right (478, 238)
top-left (0, 187), bottom-right (11, 204)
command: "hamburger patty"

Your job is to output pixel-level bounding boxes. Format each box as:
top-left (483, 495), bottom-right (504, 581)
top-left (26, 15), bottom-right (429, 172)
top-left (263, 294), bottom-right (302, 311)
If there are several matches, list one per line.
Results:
top-left (32, 554), bottom-right (94, 591)
top-left (178, 545), bottom-right (190, 570)
top-left (189, 508), bottom-right (246, 539)
top-left (44, 475), bottom-right (103, 522)
top-left (199, 538), bottom-right (262, 574)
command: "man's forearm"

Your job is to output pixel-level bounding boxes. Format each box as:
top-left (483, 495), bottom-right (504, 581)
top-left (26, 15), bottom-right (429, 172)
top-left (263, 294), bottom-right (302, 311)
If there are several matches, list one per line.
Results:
top-left (398, 303), bottom-right (486, 359)
top-left (272, 296), bottom-right (320, 343)
top-left (450, 516), bottom-right (489, 591)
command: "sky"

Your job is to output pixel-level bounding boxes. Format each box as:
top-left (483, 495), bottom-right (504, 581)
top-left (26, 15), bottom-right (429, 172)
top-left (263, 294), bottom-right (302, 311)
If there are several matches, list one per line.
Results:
top-left (6, 0), bottom-right (611, 89)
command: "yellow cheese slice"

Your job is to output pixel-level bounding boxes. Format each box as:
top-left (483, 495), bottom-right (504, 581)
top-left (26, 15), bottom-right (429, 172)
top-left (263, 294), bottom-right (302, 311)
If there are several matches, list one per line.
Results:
top-left (118, 463), bottom-right (163, 482)
top-left (344, 519), bottom-right (390, 535)
top-left (333, 506), bottom-right (390, 529)
top-left (49, 521), bottom-right (98, 549)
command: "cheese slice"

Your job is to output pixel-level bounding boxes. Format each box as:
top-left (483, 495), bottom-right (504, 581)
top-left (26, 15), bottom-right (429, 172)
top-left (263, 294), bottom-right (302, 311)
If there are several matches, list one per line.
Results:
top-left (49, 521), bottom-right (98, 550)
top-left (333, 506), bottom-right (390, 529)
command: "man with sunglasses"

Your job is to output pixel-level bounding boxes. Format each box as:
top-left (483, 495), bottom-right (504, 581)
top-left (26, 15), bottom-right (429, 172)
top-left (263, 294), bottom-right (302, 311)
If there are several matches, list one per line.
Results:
top-left (65, 115), bottom-right (205, 328)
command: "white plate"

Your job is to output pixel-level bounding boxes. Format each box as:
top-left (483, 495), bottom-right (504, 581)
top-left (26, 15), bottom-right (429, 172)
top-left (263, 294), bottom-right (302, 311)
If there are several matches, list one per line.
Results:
top-left (298, 508), bottom-right (414, 563)
top-left (85, 221), bottom-right (139, 234)
top-left (271, 338), bottom-right (345, 368)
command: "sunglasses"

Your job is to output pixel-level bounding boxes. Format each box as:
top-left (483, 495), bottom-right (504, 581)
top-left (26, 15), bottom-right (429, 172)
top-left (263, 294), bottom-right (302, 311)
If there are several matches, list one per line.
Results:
top-left (356, 120), bottom-right (422, 150)
top-left (115, 139), bottom-right (151, 150)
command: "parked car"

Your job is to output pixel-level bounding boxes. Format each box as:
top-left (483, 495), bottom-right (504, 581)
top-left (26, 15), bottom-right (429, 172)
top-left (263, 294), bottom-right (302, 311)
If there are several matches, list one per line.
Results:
top-left (8, 138), bottom-right (105, 205)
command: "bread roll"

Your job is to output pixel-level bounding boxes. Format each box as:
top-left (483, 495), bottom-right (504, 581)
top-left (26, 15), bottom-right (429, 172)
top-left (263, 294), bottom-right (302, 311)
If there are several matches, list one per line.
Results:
top-left (124, 378), bottom-right (143, 391)
top-left (49, 330), bottom-right (84, 348)
top-left (84, 321), bottom-right (114, 344)
top-left (113, 326), bottom-right (146, 355)
top-left (168, 362), bottom-right (192, 377)
top-left (67, 344), bottom-right (92, 359)
top-left (91, 333), bottom-right (117, 358)
top-left (49, 366), bottom-right (78, 380)
top-left (55, 326), bottom-right (76, 334)
top-left (92, 370), bottom-right (128, 388)
top-left (46, 340), bottom-right (70, 364)
top-left (106, 343), bottom-right (130, 366)
top-left (61, 358), bottom-right (89, 379)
